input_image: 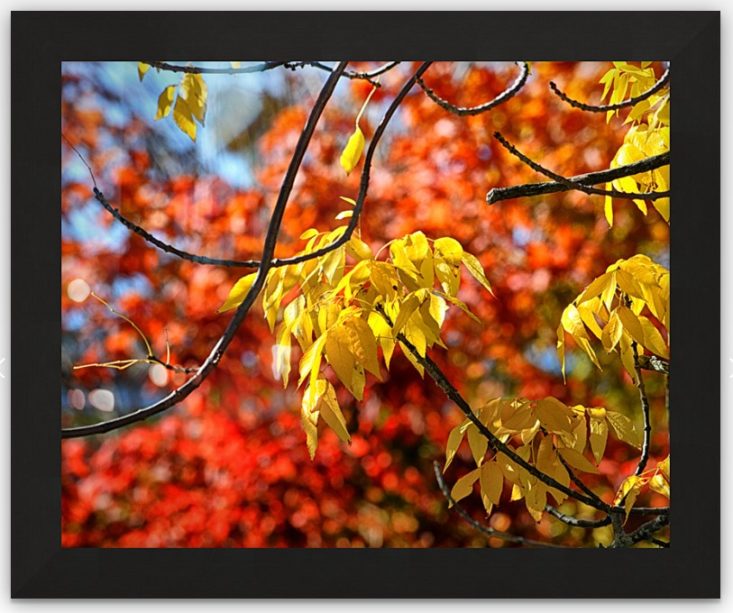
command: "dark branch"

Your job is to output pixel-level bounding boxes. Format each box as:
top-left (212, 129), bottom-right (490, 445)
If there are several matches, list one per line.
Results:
top-left (417, 62), bottom-right (530, 116)
top-left (545, 506), bottom-right (611, 528)
top-left (486, 152), bottom-right (670, 205)
top-left (493, 132), bottom-right (670, 200)
top-left (549, 63), bottom-right (670, 113)
top-left (61, 63), bottom-right (349, 438)
top-left (557, 453), bottom-right (608, 509)
top-left (632, 344), bottom-right (653, 476)
top-left (144, 60), bottom-right (290, 75)
top-left (144, 60), bottom-right (401, 87)
top-left (628, 514), bottom-right (670, 545)
top-left (434, 462), bottom-right (568, 548)
top-left (92, 187), bottom-right (260, 268)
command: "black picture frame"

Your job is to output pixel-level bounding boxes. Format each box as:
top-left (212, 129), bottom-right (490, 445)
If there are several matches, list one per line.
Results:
top-left (11, 10), bottom-right (720, 598)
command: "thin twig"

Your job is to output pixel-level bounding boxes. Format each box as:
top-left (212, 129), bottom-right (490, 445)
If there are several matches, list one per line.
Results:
top-left (417, 62), bottom-right (530, 116)
top-left (61, 63), bottom-right (349, 438)
top-left (493, 132), bottom-right (670, 200)
top-left (486, 152), bottom-right (670, 204)
top-left (549, 63), bottom-right (670, 113)
top-left (434, 462), bottom-right (569, 548)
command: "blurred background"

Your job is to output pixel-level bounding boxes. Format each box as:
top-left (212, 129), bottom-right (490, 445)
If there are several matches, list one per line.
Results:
top-left (61, 61), bottom-right (669, 548)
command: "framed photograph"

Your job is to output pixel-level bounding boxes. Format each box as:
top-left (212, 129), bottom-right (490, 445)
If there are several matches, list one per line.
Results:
top-left (12, 10), bottom-right (719, 598)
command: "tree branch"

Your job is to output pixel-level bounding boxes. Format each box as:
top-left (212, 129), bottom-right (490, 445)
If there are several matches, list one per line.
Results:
top-left (417, 62), bottom-right (530, 116)
top-left (545, 506), bottom-right (611, 528)
top-left (434, 462), bottom-right (569, 548)
top-left (493, 131), bottom-right (670, 200)
top-left (627, 513), bottom-right (670, 545)
top-left (61, 63), bottom-right (349, 438)
top-left (486, 151), bottom-right (670, 204)
top-left (549, 63), bottom-right (670, 113)
top-left (632, 343), bottom-right (653, 476)
top-left (144, 60), bottom-right (401, 87)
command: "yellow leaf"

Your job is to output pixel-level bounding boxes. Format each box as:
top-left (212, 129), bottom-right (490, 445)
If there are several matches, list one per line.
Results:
top-left (536, 398), bottom-right (573, 434)
top-left (604, 192), bottom-right (614, 227)
top-left (367, 311), bottom-right (395, 368)
top-left (614, 474), bottom-right (648, 518)
top-left (449, 468), bottom-right (480, 505)
top-left (466, 425), bottom-right (488, 466)
top-left (589, 416), bottom-right (608, 463)
top-left (606, 411), bottom-right (642, 449)
top-left (298, 333), bottom-right (327, 389)
top-left (218, 273), bottom-right (258, 312)
top-left (138, 62), bottom-right (151, 81)
top-left (318, 380), bottom-right (351, 443)
top-left (649, 473), bottom-right (669, 498)
top-left (339, 127), bottom-right (365, 174)
top-left (299, 228), bottom-right (319, 240)
top-left (345, 317), bottom-right (382, 378)
top-left (155, 85), bottom-right (177, 120)
top-left (173, 96), bottom-right (197, 141)
top-left (617, 306), bottom-right (645, 346)
top-left (658, 455), bottom-right (670, 481)
top-left (601, 311), bottom-right (624, 352)
top-left (480, 461), bottom-right (504, 506)
top-left (558, 447), bottom-right (600, 474)
top-left (339, 196), bottom-right (357, 206)
top-left (557, 323), bottom-right (566, 380)
top-left (325, 325), bottom-right (364, 400)
top-left (273, 324), bottom-right (293, 387)
top-left (180, 73), bottom-right (208, 124)
top-left (434, 237), bottom-right (463, 265)
top-left (301, 383), bottom-right (322, 459)
top-left (461, 251), bottom-right (493, 294)
top-left (335, 210), bottom-right (353, 220)
top-left (639, 316), bottom-right (669, 358)
top-left (444, 424), bottom-right (466, 472)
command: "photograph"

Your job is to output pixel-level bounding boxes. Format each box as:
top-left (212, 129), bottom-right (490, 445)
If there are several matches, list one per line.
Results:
top-left (60, 59), bottom-right (671, 550)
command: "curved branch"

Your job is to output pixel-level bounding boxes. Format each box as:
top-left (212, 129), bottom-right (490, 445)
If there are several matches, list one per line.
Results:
top-left (493, 132), bottom-right (670, 200)
top-left (486, 151), bottom-right (670, 205)
top-left (434, 462), bottom-right (569, 548)
top-left (549, 63), bottom-right (670, 113)
top-left (417, 61), bottom-right (530, 116)
top-left (143, 60), bottom-right (289, 75)
top-left (61, 63), bottom-right (349, 439)
top-left (144, 60), bottom-right (401, 87)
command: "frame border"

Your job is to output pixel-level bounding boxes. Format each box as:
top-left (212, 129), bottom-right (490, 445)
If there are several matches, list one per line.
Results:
top-left (11, 10), bottom-right (720, 598)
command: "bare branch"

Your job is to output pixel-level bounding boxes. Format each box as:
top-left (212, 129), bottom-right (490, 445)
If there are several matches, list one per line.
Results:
top-left (486, 151), bottom-right (670, 205)
top-left (628, 514), bottom-right (670, 545)
top-left (417, 62), bottom-right (530, 116)
top-left (549, 63), bottom-right (670, 113)
top-left (545, 506), bottom-right (611, 528)
top-left (61, 62), bottom-right (349, 438)
top-left (434, 462), bottom-right (569, 548)
top-left (493, 132), bottom-right (670, 200)
top-left (632, 343), bottom-right (653, 476)
top-left (144, 60), bottom-right (401, 87)
top-left (144, 60), bottom-right (290, 75)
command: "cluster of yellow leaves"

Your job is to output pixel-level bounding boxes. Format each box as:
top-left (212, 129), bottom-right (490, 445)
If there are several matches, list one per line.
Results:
top-left (446, 398), bottom-right (641, 520)
top-left (614, 455), bottom-right (670, 519)
top-left (557, 254), bottom-right (669, 380)
top-left (138, 62), bottom-right (208, 142)
top-left (220, 203), bottom-right (492, 458)
top-left (600, 62), bottom-right (670, 225)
